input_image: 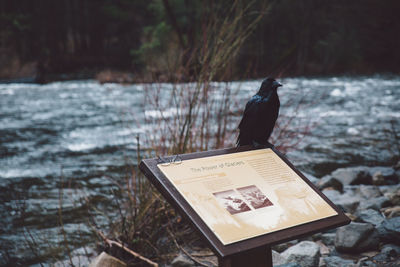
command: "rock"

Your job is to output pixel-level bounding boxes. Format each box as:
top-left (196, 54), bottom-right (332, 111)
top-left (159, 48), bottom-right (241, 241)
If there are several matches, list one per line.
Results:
top-left (357, 185), bottom-right (382, 199)
top-left (369, 167), bottom-right (398, 185)
top-left (303, 172), bottom-right (319, 185)
top-left (322, 256), bottom-right (356, 267)
top-left (372, 244), bottom-right (400, 262)
top-left (381, 206), bottom-right (400, 218)
top-left (357, 196), bottom-right (391, 211)
top-left (321, 233), bottom-right (336, 246)
top-left (394, 161), bottom-right (400, 170)
top-left (356, 209), bottom-right (385, 226)
top-left (330, 166), bottom-right (372, 185)
top-left (335, 222), bottom-right (379, 253)
top-left (317, 175), bottom-right (343, 192)
top-left (381, 244), bottom-right (400, 257)
top-left (281, 241), bottom-right (320, 267)
top-left (358, 260), bottom-right (378, 267)
top-left (315, 240), bottom-right (330, 255)
top-left (275, 263), bottom-right (302, 267)
top-left (322, 188), bottom-right (361, 213)
top-left (379, 184), bottom-right (400, 195)
top-left (89, 252), bottom-right (127, 267)
top-left (171, 253), bottom-right (195, 267)
top-left (321, 189), bottom-right (341, 202)
top-left (272, 250), bottom-right (287, 266)
top-left (383, 188), bottom-right (400, 206)
top-left (273, 240), bottom-right (299, 253)
top-left (333, 194), bottom-right (361, 214)
top-left (377, 217), bottom-right (400, 245)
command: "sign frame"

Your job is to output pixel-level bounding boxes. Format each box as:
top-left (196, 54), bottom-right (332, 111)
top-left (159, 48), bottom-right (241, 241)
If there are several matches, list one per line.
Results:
top-left (139, 146), bottom-right (350, 259)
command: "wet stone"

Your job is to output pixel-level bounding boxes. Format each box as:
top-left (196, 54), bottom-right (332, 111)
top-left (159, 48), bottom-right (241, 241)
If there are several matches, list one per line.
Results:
top-left (379, 184), bottom-right (400, 195)
top-left (333, 194), bottom-right (361, 214)
top-left (381, 206), bottom-right (400, 218)
top-left (303, 172), bottom-right (319, 186)
top-left (369, 167), bottom-right (398, 185)
top-left (335, 222), bottom-right (379, 253)
top-left (377, 217), bottom-right (400, 245)
top-left (371, 244), bottom-right (400, 263)
top-left (275, 263), bottom-right (302, 267)
top-left (321, 233), bottom-right (336, 247)
top-left (330, 166), bottom-right (372, 185)
top-left (357, 196), bottom-right (391, 212)
top-left (272, 250), bottom-right (286, 266)
top-left (171, 253), bottom-right (195, 267)
top-left (281, 241), bottom-right (320, 267)
top-left (89, 252), bottom-right (127, 267)
top-left (356, 185), bottom-right (382, 199)
top-left (322, 256), bottom-right (356, 267)
top-left (356, 209), bottom-right (385, 226)
top-left (317, 175), bottom-right (343, 192)
top-left (321, 189), bottom-right (341, 202)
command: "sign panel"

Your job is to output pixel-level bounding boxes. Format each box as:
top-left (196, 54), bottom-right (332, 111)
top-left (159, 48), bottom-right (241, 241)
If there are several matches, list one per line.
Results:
top-left (157, 148), bottom-right (337, 245)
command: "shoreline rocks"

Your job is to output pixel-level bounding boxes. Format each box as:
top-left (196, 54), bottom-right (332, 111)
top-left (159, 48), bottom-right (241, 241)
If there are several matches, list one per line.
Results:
top-left (91, 163), bottom-right (400, 267)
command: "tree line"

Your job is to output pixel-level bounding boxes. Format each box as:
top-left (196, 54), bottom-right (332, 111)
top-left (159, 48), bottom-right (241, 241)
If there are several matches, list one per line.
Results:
top-left (1, 0), bottom-right (399, 81)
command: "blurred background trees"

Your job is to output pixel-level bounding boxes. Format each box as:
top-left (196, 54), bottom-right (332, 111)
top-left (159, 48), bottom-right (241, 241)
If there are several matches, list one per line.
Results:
top-left (1, 0), bottom-right (399, 81)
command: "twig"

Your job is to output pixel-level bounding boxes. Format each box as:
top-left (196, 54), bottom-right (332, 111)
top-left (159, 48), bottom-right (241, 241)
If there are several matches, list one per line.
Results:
top-left (167, 227), bottom-right (215, 267)
top-left (96, 230), bottom-right (159, 267)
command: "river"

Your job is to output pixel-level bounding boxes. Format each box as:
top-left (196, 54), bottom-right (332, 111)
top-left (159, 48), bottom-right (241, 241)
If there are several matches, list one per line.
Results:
top-left (0, 76), bottom-right (399, 265)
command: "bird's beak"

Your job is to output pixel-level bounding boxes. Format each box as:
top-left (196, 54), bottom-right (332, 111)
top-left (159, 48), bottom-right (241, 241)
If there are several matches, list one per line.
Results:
top-left (273, 81), bottom-right (282, 88)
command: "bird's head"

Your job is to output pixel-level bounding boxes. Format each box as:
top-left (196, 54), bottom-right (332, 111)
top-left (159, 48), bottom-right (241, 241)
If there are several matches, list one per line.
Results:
top-left (258, 77), bottom-right (282, 96)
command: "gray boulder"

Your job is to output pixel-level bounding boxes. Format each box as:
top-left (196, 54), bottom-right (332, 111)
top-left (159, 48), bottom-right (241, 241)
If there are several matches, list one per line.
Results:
top-left (275, 263), bottom-right (302, 267)
top-left (171, 253), bottom-right (195, 267)
top-left (379, 184), bottom-right (400, 195)
top-left (335, 222), bottom-right (379, 253)
top-left (330, 166), bottom-right (372, 185)
top-left (322, 256), bottom-right (356, 267)
top-left (357, 196), bottom-right (391, 211)
top-left (321, 233), bottom-right (336, 246)
top-left (356, 209), bottom-right (385, 226)
top-left (333, 193), bottom-right (362, 214)
top-left (322, 189), bottom-right (341, 202)
top-left (356, 185), bottom-right (382, 199)
top-left (377, 217), bottom-right (400, 245)
top-left (369, 166), bottom-right (398, 185)
top-left (381, 206), bottom-right (400, 218)
top-left (281, 241), bottom-right (320, 267)
top-left (89, 252), bottom-right (127, 267)
top-left (322, 189), bottom-right (361, 213)
top-left (317, 175), bottom-right (343, 192)
top-left (372, 244), bottom-right (400, 262)
top-left (303, 172), bottom-right (319, 186)
top-left (272, 250), bottom-right (287, 266)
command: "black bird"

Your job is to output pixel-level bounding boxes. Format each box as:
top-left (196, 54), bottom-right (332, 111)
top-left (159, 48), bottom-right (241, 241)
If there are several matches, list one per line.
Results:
top-left (237, 77), bottom-right (282, 147)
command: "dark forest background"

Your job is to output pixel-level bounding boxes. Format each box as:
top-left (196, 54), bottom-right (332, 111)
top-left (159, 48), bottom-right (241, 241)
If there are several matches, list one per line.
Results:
top-left (1, 0), bottom-right (400, 82)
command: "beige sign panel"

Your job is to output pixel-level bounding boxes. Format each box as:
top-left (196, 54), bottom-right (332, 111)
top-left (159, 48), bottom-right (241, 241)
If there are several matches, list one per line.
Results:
top-left (158, 148), bottom-right (337, 245)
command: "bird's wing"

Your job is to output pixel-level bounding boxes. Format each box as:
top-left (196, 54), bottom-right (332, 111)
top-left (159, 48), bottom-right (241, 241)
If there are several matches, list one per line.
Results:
top-left (237, 96), bottom-right (263, 145)
top-left (260, 96), bottom-right (280, 141)
top-left (238, 95), bottom-right (261, 130)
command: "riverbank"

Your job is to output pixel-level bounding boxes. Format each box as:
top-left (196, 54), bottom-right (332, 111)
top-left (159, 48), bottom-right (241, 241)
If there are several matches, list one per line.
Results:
top-left (88, 163), bottom-right (400, 267)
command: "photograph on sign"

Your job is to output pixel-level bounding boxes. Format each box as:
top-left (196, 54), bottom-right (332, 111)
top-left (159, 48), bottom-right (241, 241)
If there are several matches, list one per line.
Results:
top-left (157, 148), bottom-right (338, 245)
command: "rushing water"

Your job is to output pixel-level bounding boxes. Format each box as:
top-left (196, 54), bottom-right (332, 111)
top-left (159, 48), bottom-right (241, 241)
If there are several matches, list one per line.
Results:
top-left (0, 76), bottom-right (399, 265)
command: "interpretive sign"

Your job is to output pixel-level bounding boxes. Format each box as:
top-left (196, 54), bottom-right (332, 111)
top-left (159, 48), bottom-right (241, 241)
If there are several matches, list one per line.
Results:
top-left (157, 148), bottom-right (337, 245)
top-left (139, 146), bottom-right (350, 260)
